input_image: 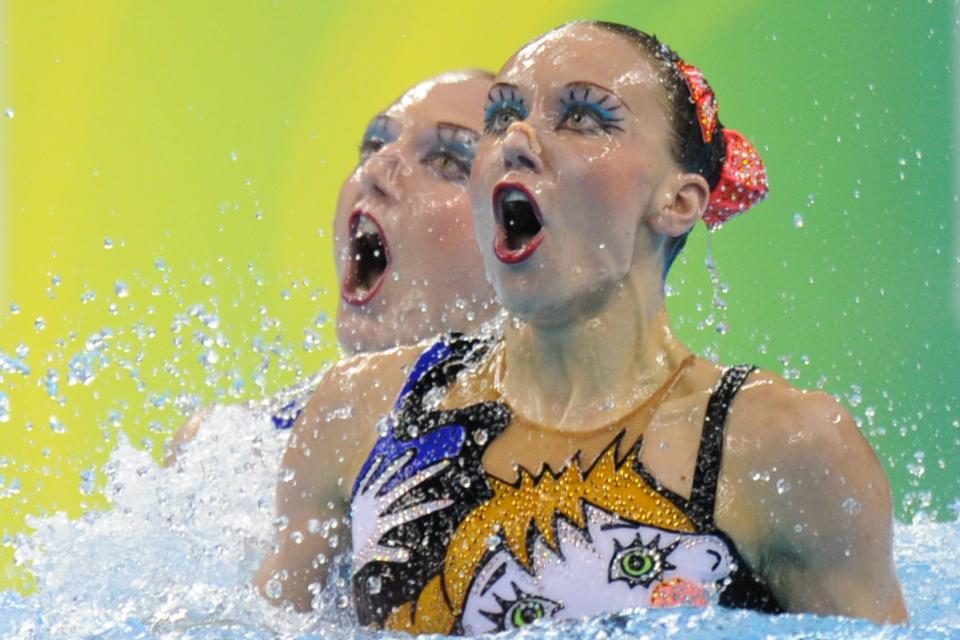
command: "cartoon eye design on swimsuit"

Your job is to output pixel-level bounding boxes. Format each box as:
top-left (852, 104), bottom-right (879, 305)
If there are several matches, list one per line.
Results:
top-left (608, 532), bottom-right (680, 589)
top-left (480, 581), bottom-right (563, 631)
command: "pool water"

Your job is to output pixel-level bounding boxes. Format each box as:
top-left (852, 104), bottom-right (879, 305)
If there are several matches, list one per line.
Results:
top-left (1, 406), bottom-right (957, 639)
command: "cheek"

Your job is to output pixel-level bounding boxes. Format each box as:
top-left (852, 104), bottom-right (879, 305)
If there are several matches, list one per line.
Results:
top-left (393, 186), bottom-right (474, 273)
top-left (579, 146), bottom-right (650, 218)
top-left (333, 175), bottom-right (362, 274)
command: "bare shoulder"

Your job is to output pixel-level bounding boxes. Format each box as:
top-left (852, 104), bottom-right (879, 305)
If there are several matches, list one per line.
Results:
top-left (255, 341), bottom-right (433, 610)
top-left (284, 342), bottom-right (426, 501)
top-left (719, 369), bottom-right (905, 621)
top-left (724, 369), bottom-right (886, 498)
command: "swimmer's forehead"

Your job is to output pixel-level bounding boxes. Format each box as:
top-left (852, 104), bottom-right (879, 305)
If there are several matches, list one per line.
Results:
top-left (496, 23), bottom-right (663, 108)
top-left (383, 72), bottom-right (490, 133)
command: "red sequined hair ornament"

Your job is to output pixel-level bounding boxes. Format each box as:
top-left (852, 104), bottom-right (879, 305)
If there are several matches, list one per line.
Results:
top-left (675, 60), bottom-right (769, 228)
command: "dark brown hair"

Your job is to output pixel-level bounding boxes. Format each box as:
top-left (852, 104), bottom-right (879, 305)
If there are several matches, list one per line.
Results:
top-left (587, 21), bottom-right (727, 274)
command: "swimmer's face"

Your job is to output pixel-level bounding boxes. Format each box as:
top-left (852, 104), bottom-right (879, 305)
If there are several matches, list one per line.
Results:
top-left (469, 23), bottom-right (686, 324)
top-left (334, 73), bottom-right (498, 354)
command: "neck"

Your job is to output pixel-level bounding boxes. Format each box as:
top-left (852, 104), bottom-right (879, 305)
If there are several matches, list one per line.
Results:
top-left (500, 269), bottom-right (690, 431)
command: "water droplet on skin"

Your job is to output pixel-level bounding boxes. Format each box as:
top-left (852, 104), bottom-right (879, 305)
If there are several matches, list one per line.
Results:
top-left (279, 467), bottom-right (296, 483)
top-left (842, 497), bottom-right (862, 515)
top-left (307, 518), bottom-right (321, 534)
top-left (776, 478), bottom-right (791, 494)
top-left (265, 578), bottom-right (282, 599)
top-left (290, 531), bottom-right (304, 544)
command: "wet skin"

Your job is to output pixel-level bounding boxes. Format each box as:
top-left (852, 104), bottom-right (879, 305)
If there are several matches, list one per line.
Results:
top-left (333, 72), bottom-right (498, 354)
top-left (469, 23), bottom-right (905, 623)
top-left (164, 72), bottom-right (498, 466)
top-left (262, 24), bottom-right (906, 625)
top-left (253, 71), bottom-right (500, 607)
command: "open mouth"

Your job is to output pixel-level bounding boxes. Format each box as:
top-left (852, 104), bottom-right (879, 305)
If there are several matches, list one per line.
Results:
top-left (341, 210), bottom-right (390, 305)
top-left (493, 183), bottom-right (544, 264)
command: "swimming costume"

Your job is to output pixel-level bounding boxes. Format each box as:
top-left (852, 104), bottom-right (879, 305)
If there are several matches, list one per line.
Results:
top-left (350, 333), bottom-right (782, 634)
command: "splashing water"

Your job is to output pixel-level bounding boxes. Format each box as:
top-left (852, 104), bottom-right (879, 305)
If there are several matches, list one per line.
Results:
top-left (0, 406), bottom-right (957, 639)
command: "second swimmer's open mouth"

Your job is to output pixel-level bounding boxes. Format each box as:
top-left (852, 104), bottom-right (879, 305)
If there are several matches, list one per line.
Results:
top-left (493, 183), bottom-right (544, 264)
top-left (342, 211), bottom-right (390, 305)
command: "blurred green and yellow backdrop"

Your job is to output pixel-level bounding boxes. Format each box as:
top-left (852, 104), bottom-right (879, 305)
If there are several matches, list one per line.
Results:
top-left (1, 1), bottom-right (957, 591)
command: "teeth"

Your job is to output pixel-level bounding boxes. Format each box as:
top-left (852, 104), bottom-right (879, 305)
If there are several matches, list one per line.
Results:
top-left (503, 190), bottom-right (530, 204)
top-left (355, 214), bottom-right (379, 237)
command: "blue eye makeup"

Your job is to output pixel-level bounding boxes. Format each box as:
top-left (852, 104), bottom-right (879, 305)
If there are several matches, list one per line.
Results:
top-left (484, 85), bottom-right (528, 135)
top-left (558, 84), bottom-right (625, 134)
top-left (359, 115), bottom-right (397, 162)
top-left (421, 123), bottom-right (479, 182)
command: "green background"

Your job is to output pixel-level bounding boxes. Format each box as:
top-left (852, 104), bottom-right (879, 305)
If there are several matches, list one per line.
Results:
top-left (0, 1), bottom-right (957, 592)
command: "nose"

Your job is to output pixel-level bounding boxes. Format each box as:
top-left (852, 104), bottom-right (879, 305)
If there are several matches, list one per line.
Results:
top-left (360, 148), bottom-right (402, 203)
top-left (502, 121), bottom-right (543, 173)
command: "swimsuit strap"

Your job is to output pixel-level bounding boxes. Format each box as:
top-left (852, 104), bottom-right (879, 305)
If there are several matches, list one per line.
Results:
top-left (687, 364), bottom-right (756, 529)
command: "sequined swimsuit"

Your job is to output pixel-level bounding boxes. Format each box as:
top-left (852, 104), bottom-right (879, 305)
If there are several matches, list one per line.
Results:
top-left (349, 333), bottom-right (782, 634)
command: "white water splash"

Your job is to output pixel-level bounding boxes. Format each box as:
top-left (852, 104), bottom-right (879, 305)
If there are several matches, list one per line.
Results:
top-left (1, 405), bottom-right (958, 639)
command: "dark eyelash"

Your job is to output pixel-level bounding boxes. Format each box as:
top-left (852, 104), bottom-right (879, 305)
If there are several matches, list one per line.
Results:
top-left (422, 149), bottom-right (471, 180)
top-left (484, 88), bottom-right (528, 135)
top-left (358, 138), bottom-right (385, 160)
top-left (487, 86), bottom-right (526, 109)
top-left (558, 101), bottom-right (625, 133)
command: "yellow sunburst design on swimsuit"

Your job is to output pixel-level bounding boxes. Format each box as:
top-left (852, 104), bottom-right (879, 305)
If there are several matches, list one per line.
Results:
top-left (384, 439), bottom-right (695, 633)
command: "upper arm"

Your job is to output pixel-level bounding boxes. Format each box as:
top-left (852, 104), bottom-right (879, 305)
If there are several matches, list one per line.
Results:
top-left (254, 346), bottom-right (421, 611)
top-left (724, 379), bottom-right (907, 623)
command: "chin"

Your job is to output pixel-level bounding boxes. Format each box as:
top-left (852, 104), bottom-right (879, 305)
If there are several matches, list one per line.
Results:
top-left (498, 277), bottom-right (620, 328)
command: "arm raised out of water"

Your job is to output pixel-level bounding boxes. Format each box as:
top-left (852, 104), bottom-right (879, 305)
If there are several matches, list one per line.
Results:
top-left (718, 372), bottom-right (908, 624)
top-left (253, 345), bottom-right (422, 612)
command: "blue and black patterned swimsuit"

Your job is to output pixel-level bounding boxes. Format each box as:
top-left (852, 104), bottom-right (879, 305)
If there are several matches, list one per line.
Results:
top-left (349, 333), bottom-right (781, 634)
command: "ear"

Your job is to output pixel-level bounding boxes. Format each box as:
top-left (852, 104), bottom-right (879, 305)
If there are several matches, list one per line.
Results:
top-left (649, 172), bottom-right (711, 237)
